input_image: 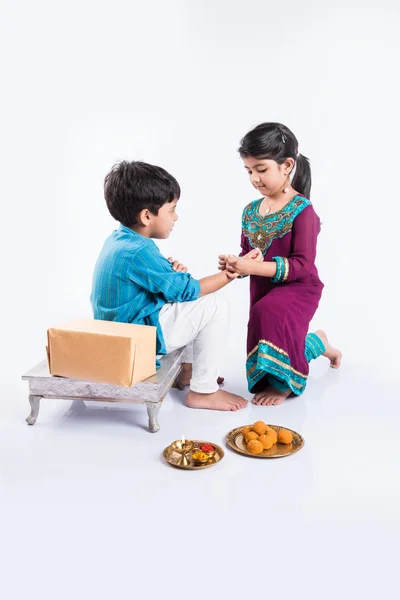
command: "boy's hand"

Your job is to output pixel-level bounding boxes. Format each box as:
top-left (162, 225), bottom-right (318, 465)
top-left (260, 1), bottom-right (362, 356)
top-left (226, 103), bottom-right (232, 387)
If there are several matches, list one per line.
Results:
top-left (218, 247), bottom-right (262, 271)
top-left (168, 257), bottom-right (188, 273)
top-left (224, 269), bottom-right (239, 281)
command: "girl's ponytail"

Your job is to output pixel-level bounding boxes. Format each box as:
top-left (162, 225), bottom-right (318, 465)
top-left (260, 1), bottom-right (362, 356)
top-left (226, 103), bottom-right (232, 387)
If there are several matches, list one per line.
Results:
top-left (292, 153), bottom-right (311, 199)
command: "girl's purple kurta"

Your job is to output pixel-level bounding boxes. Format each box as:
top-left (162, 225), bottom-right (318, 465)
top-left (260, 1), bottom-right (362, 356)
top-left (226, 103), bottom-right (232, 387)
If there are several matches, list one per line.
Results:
top-left (240, 195), bottom-right (324, 395)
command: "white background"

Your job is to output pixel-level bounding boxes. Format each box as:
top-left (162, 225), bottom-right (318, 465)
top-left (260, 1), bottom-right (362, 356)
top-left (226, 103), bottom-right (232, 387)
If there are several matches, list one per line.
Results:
top-left (1, 1), bottom-right (399, 599)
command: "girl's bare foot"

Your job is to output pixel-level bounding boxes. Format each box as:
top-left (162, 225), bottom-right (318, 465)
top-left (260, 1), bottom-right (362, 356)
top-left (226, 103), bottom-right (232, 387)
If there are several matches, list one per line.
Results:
top-left (252, 385), bottom-right (291, 406)
top-left (315, 330), bottom-right (342, 369)
top-left (186, 389), bottom-right (248, 411)
top-left (177, 363), bottom-right (224, 388)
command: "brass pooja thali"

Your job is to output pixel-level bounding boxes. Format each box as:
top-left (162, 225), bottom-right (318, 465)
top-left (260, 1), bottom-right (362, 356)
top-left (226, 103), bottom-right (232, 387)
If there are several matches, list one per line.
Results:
top-left (163, 439), bottom-right (224, 470)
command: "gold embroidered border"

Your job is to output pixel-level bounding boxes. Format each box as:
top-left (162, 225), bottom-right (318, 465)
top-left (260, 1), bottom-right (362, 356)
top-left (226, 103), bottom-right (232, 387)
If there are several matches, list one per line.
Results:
top-left (243, 222), bottom-right (293, 255)
top-left (247, 352), bottom-right (308, 382)
top-left (259, 353), bottom-right (306, 381)
top-left (248, 360), bottom-right (304, 390)
top-left (247, 363), bottom-right (258, 378)
top-left (248, 339), bottom-right (289, 360)
top-left (247, 340), bottom-right (308, 379)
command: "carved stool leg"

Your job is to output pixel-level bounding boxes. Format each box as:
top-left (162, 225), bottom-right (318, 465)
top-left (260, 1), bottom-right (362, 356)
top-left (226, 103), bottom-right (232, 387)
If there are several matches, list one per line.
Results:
top-left (26, 395), bottom-right (41, 425)
top-left (145, 401), bottom-right (161, 433)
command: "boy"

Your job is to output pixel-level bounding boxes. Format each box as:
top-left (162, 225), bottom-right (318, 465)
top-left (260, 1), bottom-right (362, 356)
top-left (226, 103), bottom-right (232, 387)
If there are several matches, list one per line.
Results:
top-left (90, 161), bottom-right (248, 411)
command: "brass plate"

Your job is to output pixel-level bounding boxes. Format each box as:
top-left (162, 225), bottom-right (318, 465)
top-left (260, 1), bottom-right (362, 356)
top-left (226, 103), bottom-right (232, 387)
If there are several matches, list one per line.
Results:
top-left (163, 440), bottom-right (224, 470)
top-left (226, 425), bottom-right (304, 458)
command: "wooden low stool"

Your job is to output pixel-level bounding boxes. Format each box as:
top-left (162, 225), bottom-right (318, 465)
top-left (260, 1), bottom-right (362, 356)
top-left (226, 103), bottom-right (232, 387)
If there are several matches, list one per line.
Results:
top-left (22, 348), bottom-right (185, 433)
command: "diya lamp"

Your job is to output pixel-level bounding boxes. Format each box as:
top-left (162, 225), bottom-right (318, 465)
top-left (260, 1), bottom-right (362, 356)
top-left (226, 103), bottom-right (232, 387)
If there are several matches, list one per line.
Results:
top-left (171, 435), bottom-right (194, 466)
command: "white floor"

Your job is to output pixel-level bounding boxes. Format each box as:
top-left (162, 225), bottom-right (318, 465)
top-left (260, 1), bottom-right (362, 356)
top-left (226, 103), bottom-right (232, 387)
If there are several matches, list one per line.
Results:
top-left (1, 353), bottom-right (399, 600)
top-left (2, 0), bottom-right (400, 595)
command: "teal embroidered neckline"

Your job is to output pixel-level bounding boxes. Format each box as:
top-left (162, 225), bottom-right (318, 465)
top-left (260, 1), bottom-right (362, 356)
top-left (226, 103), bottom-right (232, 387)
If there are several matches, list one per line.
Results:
top-left (242, 195), bottom-right (311, 255)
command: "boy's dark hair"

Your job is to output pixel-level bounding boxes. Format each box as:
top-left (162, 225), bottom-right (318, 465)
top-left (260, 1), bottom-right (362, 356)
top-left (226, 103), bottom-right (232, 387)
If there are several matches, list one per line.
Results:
top-left (104, 161), bottom-right (181, 226)
top-left (238, 122), bottom-right (312, 199)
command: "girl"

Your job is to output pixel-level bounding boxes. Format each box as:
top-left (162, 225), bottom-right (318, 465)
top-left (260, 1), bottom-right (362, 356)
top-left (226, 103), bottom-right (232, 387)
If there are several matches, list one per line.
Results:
top-left (220, 122), bottom-right (341, 406)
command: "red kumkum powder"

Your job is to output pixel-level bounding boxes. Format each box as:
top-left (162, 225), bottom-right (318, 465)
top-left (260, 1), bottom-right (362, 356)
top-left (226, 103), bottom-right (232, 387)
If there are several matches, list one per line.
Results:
top-left (200, 444), bottom-right (214, 452)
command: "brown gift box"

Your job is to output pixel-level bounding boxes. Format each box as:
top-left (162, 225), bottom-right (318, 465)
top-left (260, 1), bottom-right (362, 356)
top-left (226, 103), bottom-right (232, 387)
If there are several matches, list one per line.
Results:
top-left (46, 318), bottom-right (157, 387)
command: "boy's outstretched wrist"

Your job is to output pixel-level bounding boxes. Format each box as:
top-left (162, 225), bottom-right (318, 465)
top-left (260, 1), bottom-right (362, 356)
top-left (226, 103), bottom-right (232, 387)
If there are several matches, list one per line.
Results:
top-left (223, 270), bottom-right (236, 282)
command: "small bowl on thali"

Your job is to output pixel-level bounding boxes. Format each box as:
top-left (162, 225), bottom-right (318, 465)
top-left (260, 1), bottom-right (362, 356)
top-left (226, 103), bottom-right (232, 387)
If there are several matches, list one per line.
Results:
top-left (191, 450), bottom-right (212, 465)
top-left (192, 443), bottom-right (216, 461)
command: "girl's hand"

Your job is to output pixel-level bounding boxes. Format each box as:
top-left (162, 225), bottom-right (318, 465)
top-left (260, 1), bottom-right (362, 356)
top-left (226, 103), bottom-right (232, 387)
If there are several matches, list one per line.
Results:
top-left (168, 257), bottom-right (188, 273)
top-left (218, 247), bottom-right (262, 271)
top-left (225, 255), bottom-right (256, 277)
top-left (218, 254), bottom-right (228, 271)
top-left (217, 256), bottom-right (239, 280)
top-left (245, 247), bottom-right (263, 262)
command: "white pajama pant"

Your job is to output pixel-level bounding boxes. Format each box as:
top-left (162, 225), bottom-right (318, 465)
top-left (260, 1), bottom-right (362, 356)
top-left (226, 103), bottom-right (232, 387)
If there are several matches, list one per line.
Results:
top-left (158, 294), bottom-right (229, 394)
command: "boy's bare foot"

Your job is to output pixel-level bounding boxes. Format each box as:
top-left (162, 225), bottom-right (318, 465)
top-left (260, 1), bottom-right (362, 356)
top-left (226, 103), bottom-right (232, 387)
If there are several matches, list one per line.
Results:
top-left (186, 389), bottom-right (248, 411)
top-left (315, 330), bottom-right (342, 369)
top-left (252, 385), bottom-right (291, 406)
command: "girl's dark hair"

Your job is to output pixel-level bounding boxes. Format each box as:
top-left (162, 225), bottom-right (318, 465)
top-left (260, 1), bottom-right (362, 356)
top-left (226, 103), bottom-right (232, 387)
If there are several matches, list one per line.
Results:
top-left (104, 161), bottom-right (180, 226)
top-left (238, 122), bottom-right (312, 199)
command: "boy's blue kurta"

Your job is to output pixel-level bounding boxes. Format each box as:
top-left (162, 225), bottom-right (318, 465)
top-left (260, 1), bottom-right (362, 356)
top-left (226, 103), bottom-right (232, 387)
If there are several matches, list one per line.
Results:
top-left (91, 225), bottom-right (201, 355)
